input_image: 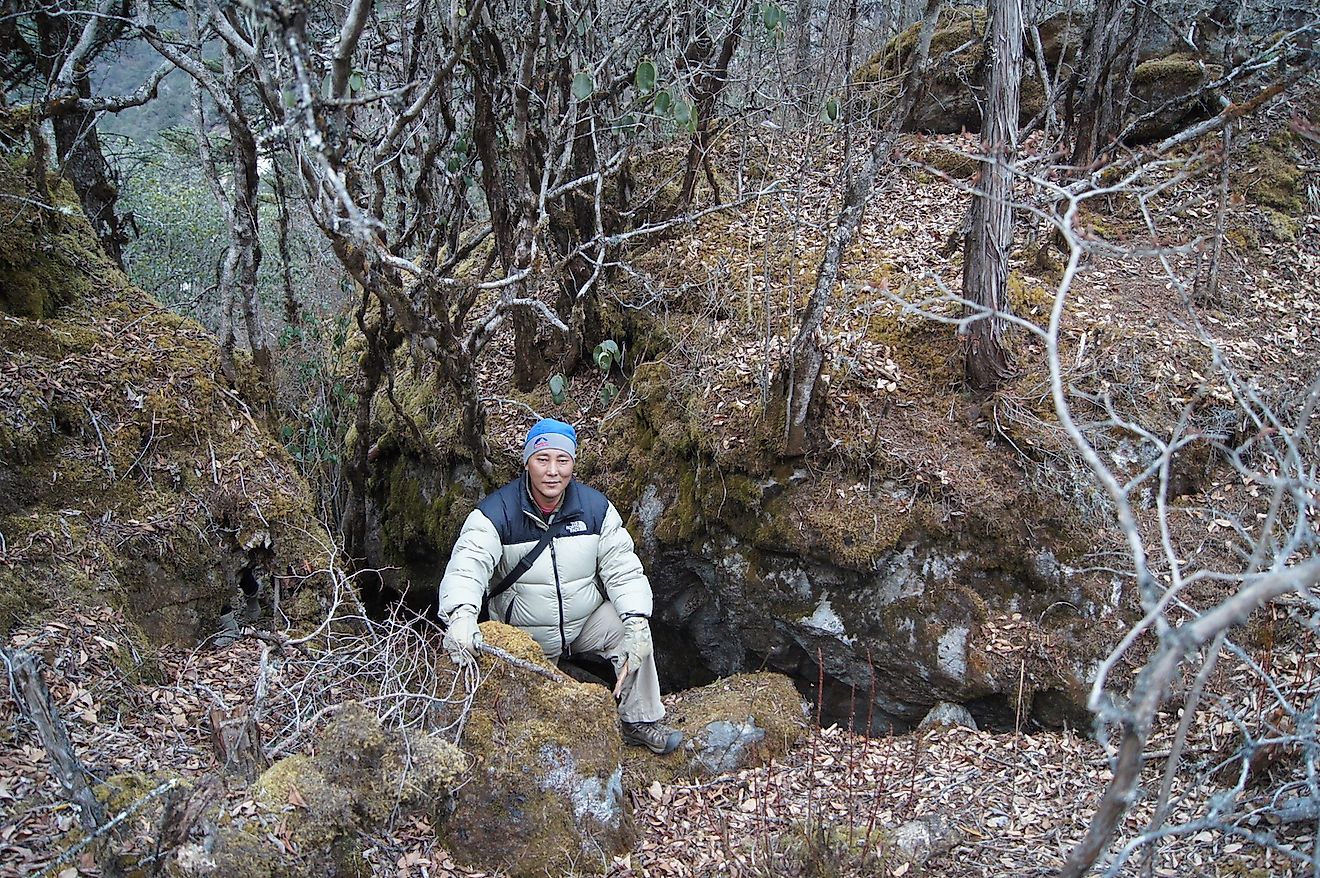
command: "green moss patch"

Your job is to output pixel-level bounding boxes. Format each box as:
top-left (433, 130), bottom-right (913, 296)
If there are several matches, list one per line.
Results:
top-left (0, 160), bottom-right (105, 319)
top-left (1236, 128), bottom-right (1306, 215)
top-left (433, 623), bottom-right (636, 877)
top-left (1131, 57), bottom-right (1208, 91)
top-left (247, 704), bottom-right (464, 870)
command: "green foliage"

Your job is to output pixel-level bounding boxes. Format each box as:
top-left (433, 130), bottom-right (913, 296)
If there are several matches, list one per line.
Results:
top-left (672, 98), bottom-right (695, 130)
top-left (549, 373), bottom-right (569, 404)
top-left (757, 1), bottom-right (788, 33)
top-left (592, 339), bottom-right (620, 371)
top-left (571, 71), bottom-right (594, 101)
top-left (635, 60), bottom-right (657, 93)
top-left (545, 339), bottom-right (623, 407)
top-left (119, 139), bottom-right (227, 312)
top-left (649, 86), bottom-right (697, 133)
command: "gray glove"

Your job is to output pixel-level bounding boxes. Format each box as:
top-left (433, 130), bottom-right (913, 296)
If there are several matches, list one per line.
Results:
top-left (619, 615), bottom-right (653, 671)
top-left (443, 605), bottom-right (482, 665)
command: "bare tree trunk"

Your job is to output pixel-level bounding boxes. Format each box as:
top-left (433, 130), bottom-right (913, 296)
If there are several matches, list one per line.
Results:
top-left (339, 290), bottom-right (386, 566)
top-left (960, 0), bottom-right (1022, 391)
top-left (677, 1), bottom-right (749, 209)
top-left (794, 0), bottom-right (813, 98)
top-left (3, 649), bottom-right (122, 877)
top-left (35, 10), bottom-right (127, 268)
top-left (49, 107), bottom-right (126, 267)
top-left (1026, 18), bottom-right (1058, 139)
top-left (1201, 0), bottom-right (1245, 304)
top-left (229, 116), bottom-right (273, 390)
top-left (271, 155), bottom-right (302, 328)
top-left (1068, 0), bottom-right (1149, 165)
top-left (1202, 120), bottom-right (1233, 302)
top-left (773, 0), bottom-right (944, 456)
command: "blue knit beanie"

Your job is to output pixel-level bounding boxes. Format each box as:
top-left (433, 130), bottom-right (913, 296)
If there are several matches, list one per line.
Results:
top-left (523, 418), bottom-right (577, 463)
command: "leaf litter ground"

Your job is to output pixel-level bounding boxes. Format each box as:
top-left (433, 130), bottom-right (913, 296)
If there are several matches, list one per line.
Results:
top-left (3, 601), bottom-right (1319, 877)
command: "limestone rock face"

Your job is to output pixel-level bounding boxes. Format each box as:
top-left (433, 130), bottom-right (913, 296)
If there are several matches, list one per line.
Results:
top-left (436, 623), bottom-right (636, 877)
top-left (640, 471), bottom-right (1097, 734)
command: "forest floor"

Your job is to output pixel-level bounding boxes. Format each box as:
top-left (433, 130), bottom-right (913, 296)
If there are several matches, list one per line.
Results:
top-left (3, 602), bottom-right (1318, 877)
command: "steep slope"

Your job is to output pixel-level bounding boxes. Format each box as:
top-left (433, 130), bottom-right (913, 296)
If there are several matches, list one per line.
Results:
top-left (0, 115), bottom-right (330, 644)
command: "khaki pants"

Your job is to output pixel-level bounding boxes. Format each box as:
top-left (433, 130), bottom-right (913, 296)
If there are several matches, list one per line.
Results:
top-left (551, 601), bottom-right (666, 725)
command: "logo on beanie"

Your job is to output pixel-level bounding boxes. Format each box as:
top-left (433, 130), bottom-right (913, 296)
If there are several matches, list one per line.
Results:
top-left (534, 436), bottom-right (550, 449)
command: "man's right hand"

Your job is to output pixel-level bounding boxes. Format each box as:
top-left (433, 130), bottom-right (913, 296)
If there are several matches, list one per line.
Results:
top-left (443, 605), bottom-right (482, 664)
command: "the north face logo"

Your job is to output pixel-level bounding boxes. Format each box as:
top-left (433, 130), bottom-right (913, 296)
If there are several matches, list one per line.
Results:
top-left (563, 521), bottom-right (587, 534)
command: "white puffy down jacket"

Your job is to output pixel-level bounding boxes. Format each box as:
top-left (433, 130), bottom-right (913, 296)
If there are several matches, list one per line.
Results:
top-left (437, 475), bottom-right (652, 658)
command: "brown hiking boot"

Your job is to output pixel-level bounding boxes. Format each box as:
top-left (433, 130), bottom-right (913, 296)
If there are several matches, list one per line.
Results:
top-left (622, 720), bottom-right (683, 755)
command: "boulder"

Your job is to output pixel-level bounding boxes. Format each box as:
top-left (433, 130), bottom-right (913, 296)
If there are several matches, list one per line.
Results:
top-left (629, 671), bottom-right (808, 782)
top-left (856, 9), bottom-right (1221, 140)
top-left (434, 623), bottom-right (636, 877)
top-left (890, 813), bottom-right (963, 865)
top-left (170, 703), bottom-right (466, 877)
top-left (918, 701), bottom-right (979, 731)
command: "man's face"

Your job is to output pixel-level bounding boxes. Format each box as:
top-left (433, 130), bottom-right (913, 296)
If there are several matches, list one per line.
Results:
top-left (526, 450), bottom-right (574, 508)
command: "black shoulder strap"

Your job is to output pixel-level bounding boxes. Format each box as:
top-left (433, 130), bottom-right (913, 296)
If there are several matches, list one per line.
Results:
top-left (489, 522), bottom-right (558, 601)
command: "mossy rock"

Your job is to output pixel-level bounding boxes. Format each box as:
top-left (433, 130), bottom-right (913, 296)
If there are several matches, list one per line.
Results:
top-left (0, 151), bottom-right (111, 319)
top-left (203, 703), bottom-right (466, 877)
top-left (1125, 58), bottom-right (1224, 142)
top-left (858, 16), bottom-right (1220, 138)
top-left (1131, 56), bottom-right (1208, 91)
top-left (855, 8), bottom-right (987, 133)
top-left (627, 672), bottom-right (808, 784)
top-left (0, 138), bottom-right (334, 643)
top-left (908, 142), bottom-right (981, 179)
top-left (754, 480), bottom-right (919, 571)
top-left (436, 622), bottom-right (635, 877)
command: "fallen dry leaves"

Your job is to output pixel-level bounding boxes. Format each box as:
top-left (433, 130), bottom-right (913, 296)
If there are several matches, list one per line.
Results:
top-left (4, 604), bottom-right (1318, 877)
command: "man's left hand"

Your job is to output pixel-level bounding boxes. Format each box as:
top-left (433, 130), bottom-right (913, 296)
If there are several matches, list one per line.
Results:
top-left (620, 615), bottom-right (653, 671)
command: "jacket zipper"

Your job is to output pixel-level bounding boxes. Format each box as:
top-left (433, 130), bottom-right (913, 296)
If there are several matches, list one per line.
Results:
top-left (550, 538), bottom-right (568, 655)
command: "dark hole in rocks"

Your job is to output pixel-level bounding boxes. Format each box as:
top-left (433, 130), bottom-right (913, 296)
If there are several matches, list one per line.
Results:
top-left (1030, 687), bottom-right (1092, 729)
top-left (358, 571), bottom-right (1070, 738)
top-left (964, 693), bottom-right (1023, 732)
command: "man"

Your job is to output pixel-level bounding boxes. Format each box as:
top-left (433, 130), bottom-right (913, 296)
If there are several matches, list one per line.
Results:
top-left (439, 417), bottom-right (683, 756)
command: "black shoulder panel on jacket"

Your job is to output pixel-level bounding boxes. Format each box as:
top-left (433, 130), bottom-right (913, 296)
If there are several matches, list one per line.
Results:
top-left (476, 476), bottom-right (611, 545)
top-left (476, 477), bottom-right (535, 545)
top-left (565, 481), bottom-right (609, 536)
